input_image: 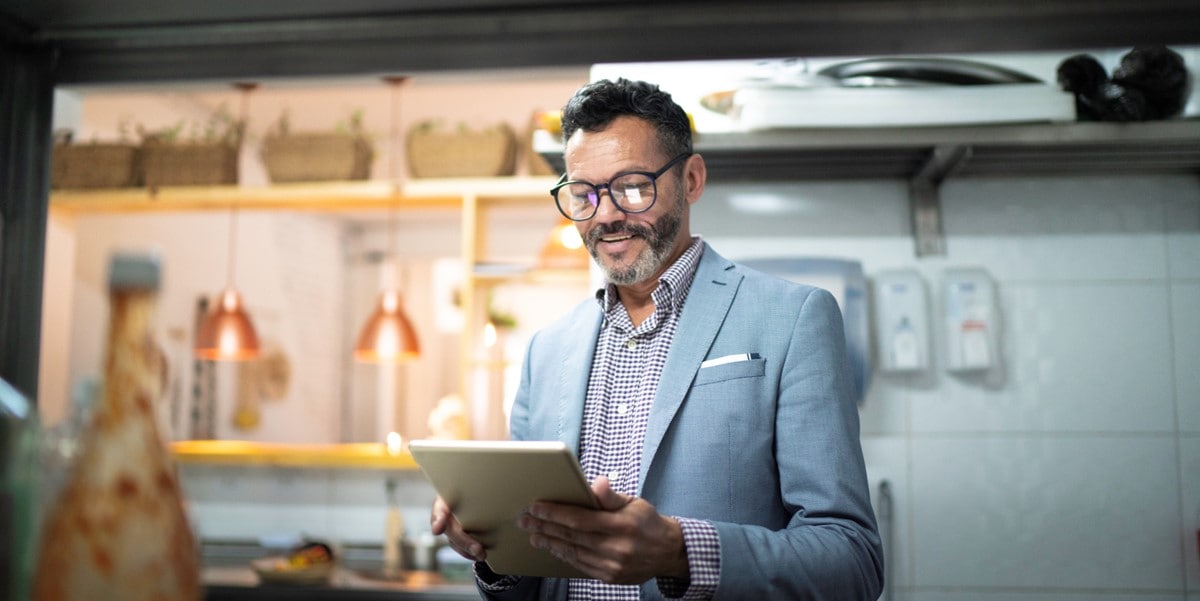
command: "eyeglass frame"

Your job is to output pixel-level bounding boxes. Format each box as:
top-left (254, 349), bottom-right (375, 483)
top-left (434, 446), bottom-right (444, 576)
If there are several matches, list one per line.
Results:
top-left (550, 152), bottom-right (692, 222)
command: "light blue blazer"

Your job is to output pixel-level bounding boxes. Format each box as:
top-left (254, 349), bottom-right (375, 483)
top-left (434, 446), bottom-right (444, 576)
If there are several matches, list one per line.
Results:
top-left (485, 243), bottom-right (884, 601)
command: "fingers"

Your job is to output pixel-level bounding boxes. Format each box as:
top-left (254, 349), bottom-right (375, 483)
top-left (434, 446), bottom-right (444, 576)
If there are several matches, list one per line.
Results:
top-left (590, 476), bottom-right (632, 511)
top-left (430, 496), bottom-right (451, 534)
top-left (519, 494), bottom-right (681, 584)
top-left (430, 496), bottom-right (487, 562)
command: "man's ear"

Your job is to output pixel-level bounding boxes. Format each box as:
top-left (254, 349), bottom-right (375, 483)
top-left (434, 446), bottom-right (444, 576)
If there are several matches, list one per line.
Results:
top-left (684, 153), bottom-right (707, 206)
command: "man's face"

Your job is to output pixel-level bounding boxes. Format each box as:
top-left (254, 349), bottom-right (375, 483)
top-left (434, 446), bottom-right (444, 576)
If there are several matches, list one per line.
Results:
top-left (562, 116), bottom-right (690, 287)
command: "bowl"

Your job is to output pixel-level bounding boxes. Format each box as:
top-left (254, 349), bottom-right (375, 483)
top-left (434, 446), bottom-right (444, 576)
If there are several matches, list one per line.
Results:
top-left (250, 556), bottom-right (335, 586)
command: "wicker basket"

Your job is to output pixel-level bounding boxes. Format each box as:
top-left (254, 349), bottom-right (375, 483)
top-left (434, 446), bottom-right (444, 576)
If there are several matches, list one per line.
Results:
top-left (406, 121), bottom-right (517, 178)
top-left (51, 143), bottom-right (141, 189)
top-left (140, 141), bottom-right (239, 187)
top-left (262, 133), bottom-right (373, 183)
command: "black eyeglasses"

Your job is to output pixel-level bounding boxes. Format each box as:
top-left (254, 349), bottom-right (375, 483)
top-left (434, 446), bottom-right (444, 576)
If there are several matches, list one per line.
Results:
top-left (550, 153), bottom-right (691, 222)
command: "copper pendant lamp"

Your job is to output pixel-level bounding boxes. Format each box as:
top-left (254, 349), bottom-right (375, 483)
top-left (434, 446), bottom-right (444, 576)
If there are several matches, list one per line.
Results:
top-left (353, 287), bottom-right (420, 362)
top-left (195, 82), bottom-right (262, 361)
top-left (353, 76), bottom-right (420, 363)
top-left (195, 287), bottom-right (261, 360)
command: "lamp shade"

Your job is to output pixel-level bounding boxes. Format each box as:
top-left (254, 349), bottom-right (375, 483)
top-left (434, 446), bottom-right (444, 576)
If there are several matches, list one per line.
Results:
top-left (195, 288), bottom-right (261, 360)
top-left (354, 289), bottom-right (420, 363)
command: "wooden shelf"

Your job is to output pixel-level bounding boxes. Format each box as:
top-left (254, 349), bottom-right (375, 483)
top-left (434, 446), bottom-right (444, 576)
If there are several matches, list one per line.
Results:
top-left (49, 176), bottom-right (559, 214)
top-left (170, 440), bottom-right (418, 470)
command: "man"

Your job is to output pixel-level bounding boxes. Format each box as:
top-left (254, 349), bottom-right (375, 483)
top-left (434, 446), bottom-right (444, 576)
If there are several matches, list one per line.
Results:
top-left (432, 78), bottom-right (883, 600)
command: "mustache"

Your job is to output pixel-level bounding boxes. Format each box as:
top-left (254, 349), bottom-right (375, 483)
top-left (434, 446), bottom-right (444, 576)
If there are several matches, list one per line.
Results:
top-left (587, 222), bottom-right (652, 245)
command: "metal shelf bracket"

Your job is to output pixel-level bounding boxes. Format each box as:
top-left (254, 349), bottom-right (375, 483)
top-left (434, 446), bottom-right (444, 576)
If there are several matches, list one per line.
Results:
top-left (909, 144), bottom-right (971, 257)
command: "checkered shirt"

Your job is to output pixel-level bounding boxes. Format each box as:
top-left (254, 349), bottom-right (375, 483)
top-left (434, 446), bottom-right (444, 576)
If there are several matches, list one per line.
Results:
top-left (567, 236), bottom-right (719, 601)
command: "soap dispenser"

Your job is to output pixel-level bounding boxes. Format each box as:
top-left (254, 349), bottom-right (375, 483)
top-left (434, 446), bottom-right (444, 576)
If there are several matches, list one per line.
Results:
top-left (383, 478), bottom-right (406, 578)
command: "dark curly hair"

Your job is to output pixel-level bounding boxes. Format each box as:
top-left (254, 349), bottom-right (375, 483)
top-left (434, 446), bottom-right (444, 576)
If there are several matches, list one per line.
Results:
top-left (559, 78), bottom-right (692, 159)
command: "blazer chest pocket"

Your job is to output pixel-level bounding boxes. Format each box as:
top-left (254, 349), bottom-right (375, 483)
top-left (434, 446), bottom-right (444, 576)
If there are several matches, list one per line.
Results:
top-left (693, 357), bottom-right (766, 386)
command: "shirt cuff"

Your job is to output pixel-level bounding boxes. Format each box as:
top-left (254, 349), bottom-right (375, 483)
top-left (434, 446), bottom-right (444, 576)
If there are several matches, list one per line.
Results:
top-left (656, 517), bottom-right (720, 600)
top-left (474, 561), bottom-right (520, 591)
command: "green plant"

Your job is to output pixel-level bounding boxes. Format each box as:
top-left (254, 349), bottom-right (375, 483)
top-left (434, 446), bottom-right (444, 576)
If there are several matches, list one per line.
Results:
top-left (137, 102), bottom-right (242, 146)
top-left (267, 107), bottom-right (368, 138)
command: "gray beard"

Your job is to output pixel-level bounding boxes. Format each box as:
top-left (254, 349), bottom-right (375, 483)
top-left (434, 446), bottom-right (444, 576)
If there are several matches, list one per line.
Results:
top-left (587, 190), bottom-right (685, 286)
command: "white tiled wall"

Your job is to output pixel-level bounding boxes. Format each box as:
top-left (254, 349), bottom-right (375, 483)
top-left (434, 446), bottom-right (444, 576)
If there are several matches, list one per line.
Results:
top-left (179, 172), bottom-right (1200, 600)
top-left (181, 464), bottom-right (437, 545)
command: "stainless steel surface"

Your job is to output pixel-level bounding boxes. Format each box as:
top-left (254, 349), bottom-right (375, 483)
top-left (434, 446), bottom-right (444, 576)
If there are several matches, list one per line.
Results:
top-left (819, 57), bottom-right (1043, 86)
top-left (541, 120), bottom-right (1200, 182)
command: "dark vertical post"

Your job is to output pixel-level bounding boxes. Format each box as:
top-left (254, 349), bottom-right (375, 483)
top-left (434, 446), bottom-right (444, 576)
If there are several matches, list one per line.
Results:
top-left (0, 37), bottom-right (56, 401)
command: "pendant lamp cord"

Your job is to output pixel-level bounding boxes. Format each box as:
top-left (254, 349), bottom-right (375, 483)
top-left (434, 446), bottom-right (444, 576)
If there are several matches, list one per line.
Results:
top-left (384, 76), bottom-right (408, 269)
top-left (228, 82), bottom-right (258, 290)
top-left (227, 205), bottom-right (238, 288)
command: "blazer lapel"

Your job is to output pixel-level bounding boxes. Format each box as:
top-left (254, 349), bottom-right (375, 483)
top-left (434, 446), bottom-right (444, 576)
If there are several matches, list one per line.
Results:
top-left (638, 244), bottom-right (742, 492)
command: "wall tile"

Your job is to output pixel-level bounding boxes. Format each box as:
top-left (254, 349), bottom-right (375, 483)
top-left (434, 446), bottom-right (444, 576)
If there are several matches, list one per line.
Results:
top-left (1175, 283), bottom-right (1200, 434)
top-left (861, 436), bottom-right (910, 600)
top-left (942, 176), bottom-right (1170, 236)
top-left (910, 436), bottom-right (1183, 591)
top-left (190, 502), bottom-right (332, 542)
top-left (179, 464), bottom-right (332, 505)
top-left (859, 373), bottom-right (916, 436)
top-left (1165, 182), bottom-right (1200, 279)
top-left (1183, 436), bottom-right (1200, 594)
top-left (912, 282), bottom-right (1175, 433)
top-left (698, 181), bottom-right (909, 239)
top-left (941, 176), bottom-right (1169, 282)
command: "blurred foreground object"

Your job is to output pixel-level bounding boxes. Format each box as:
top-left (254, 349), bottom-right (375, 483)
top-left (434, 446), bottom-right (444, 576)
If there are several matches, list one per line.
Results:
top-left (32, 253), bottom-right (200, 601)
top-left (1, 377), bottom-right (40, 601)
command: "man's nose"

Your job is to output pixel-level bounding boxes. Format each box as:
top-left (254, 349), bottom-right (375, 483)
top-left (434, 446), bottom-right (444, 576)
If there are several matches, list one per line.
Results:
top-left (592, 187), bottom-right (625, 222)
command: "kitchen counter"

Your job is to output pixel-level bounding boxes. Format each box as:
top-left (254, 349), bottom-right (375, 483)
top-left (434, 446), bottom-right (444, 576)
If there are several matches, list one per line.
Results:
top-left (203, 566), bottom-right (481, 601)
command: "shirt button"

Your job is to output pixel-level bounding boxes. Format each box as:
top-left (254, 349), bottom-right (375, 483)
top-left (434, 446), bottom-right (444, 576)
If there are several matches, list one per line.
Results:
top-left (607, 471), bottom-right (621, 481)
top-left (616, 403), bottom-right (629, 415)
top-left (626, 339), bottom-right (637, 350)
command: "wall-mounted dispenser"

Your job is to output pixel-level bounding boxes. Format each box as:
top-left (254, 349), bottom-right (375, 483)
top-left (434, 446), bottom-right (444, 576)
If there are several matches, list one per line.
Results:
top-left (942, 267), bottom-right (999, 372)
top-left (873, 269), bottom-right (930, 373)
top-left (739, 257), bottom-right (870, 404)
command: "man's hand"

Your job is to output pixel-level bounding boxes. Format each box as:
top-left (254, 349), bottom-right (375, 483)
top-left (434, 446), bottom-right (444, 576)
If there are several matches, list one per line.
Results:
top-left (517, 477), bottom-right (689, 584)
top-left (431, 495), bottom-right (487, 562)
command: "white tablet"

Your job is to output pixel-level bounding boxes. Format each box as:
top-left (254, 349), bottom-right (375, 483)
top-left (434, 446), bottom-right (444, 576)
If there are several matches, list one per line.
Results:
top-left (408, 439), bottom-right (600, 578)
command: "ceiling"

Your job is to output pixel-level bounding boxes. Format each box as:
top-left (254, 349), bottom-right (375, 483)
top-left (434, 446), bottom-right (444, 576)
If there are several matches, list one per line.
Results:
top-left (3, 0), bottom-right (1200, 85)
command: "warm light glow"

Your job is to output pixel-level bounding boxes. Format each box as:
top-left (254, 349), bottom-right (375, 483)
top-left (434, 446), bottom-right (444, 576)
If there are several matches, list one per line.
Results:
top-left (354, 289), bottom-right (420, 363)
top-left (482, 321), bottom-right (498, 348)
top-left (557, 223), bottom-right (584, 250)
top-left (195, 288), bottom-right (261, 361)
top-left (385, 432), bottom-right (404, 456)
top-left (538, 219), bottom-right (590, 269)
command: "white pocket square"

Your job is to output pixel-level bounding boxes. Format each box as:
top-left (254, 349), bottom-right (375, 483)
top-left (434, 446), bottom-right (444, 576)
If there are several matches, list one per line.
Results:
top-left (700, 353), bottom-right (759, 368)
